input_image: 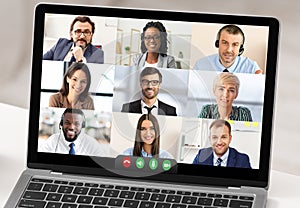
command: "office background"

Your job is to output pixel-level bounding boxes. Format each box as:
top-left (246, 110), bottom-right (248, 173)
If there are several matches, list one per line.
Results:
top-left (0, 0), bottom-right (299, 178)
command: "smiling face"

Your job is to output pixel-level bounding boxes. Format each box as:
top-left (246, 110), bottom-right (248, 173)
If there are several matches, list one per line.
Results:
top-left (140, 119), bottom-right (155, 145)
top-left (218, 30), bottom-right (244, 68)
top-left (143, 27), bottom-right (161, 53)
top-left (209, 124), bottom-right (232, 157)
top-left (140, 73), bottom-right (161, 100)
top-left (66, 69), bottom-right (88, 96)
top-left (214, 81), bottom-right (238, 109)
top-left (70, 21), bottom-right (93, 48)
top-left (62, 112), bottom-right (83, 142)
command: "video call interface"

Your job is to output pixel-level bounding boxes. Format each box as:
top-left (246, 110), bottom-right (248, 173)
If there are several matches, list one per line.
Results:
top-left (38, 12), bottom-right (270, 173)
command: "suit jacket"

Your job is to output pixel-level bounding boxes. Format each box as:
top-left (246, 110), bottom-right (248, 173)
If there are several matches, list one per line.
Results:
top-left (43, 38), bottom-right (104, 64)
top-left (121, 99), bottom-right (177, 116)
top-left (192, 147), bottom-right (251, 168)
top-left (132, 52), bottom-right (176, 68)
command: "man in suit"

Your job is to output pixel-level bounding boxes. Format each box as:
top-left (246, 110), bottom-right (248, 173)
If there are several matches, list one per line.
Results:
top-left (43, 16), bottom-right (104, 64)
top-left (121, 67), bottom-right (177, 116)
top-left (193, 119), bottom-right (251, 168)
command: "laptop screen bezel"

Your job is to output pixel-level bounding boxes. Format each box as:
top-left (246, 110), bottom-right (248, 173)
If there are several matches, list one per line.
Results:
top-left (28, 3), bottom-right (279, 188)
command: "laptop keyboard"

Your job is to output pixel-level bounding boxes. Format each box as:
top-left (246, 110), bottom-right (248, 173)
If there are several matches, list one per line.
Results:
top-left (17, 177), bottom-right (254, 208)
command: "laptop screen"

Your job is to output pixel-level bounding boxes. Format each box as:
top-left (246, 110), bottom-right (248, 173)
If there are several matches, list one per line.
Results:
top-left (29, 3), bottom-right (279, 187)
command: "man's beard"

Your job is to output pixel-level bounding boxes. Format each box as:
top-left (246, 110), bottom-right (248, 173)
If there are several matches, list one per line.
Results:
top-left (75, 39), bottom-right (88, 49)
top-left (63, 129), bottom-right (81, 142)
top-left (142, 88), bottom-right (158, 100)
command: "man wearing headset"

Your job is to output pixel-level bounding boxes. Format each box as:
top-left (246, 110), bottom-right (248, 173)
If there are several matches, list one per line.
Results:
top-left (193, 24), bottom-right (262, 74)
top-left (39, 108), bottom-right (108, 156)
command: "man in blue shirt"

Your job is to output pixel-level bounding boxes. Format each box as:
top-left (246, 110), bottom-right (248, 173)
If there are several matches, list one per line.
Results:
top-left (193, 24), bottom-right (261, 74)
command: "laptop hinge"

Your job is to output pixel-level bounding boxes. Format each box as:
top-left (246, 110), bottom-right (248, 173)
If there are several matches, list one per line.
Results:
top-left (50, 171), bottom-right (63, 175)
top-left (228, 186), bottom-right (241, 190)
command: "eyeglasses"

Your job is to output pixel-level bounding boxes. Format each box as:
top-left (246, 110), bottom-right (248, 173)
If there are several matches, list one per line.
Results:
top-left (143, 35), bottom-right (160, 41)
top-left (141, 79), bottom-right (160, 86)
top-left (73, 29), bottom-right (92, 37)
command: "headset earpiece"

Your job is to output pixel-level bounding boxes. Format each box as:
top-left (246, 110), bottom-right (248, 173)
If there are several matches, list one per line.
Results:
top-left (215, 40), bottom-right (219, 48)
top-left (238, 44), bottom-right (244, 56)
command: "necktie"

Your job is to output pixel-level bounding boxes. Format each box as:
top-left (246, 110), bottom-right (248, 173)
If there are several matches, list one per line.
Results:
top-left (144, 106), bottom-right (156, 114)
top-left (70, 55), bottom-right (76, 62)
top-left (223, 69), bottom-right (229, 72)
top-left (217, 158), bottom-right (223, 166)
top-left (69, 143), bottom-right (75, 155)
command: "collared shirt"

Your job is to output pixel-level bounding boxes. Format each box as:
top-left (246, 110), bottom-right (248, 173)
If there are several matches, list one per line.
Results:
top-left (198, 104), bottom-right (253, 121)
top-left (64, 45), bottom-right (87, 63)
top-left (141, 99), bottom-right (159, 115)
top-left (213, 148), bottom-right (229, 167)
top-left (122, 147), bottom-right (173, 159)
top-left (38, 130), bottom-right (110, 157)
top-left (193, 54), bottom-right (259, 74)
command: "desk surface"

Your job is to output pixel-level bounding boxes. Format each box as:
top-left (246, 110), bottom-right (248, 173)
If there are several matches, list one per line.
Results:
top-left (0, 103), bottom-right (300, 207)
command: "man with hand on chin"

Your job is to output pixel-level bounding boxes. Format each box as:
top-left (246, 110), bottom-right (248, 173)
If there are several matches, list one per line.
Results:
top-left (43, 16), bottom-right (104, 64)
top-left (39, 108), bottom-right (108, 156)
top-left (192, 119), bottom-right (251, 168)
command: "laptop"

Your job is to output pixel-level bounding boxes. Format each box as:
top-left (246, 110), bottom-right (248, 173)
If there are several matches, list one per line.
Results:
top-left (5, 3), bottom-right (279, 208)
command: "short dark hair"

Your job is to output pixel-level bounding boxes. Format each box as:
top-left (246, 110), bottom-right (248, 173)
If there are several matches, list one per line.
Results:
top-left (140, 21), bottom-right (169, 56)
top-left (216, 24), bottom-right (245, 44)
top-left (63, 108), bottom-right (85, 118)
top-left (209, 119), bottom-right (232, 135)
top-left (70, 16), bottom-right (95, 33)
top-left (140, 67), bottom-right (162, 83)
top-left (60, 62), bottom-right (92, 102)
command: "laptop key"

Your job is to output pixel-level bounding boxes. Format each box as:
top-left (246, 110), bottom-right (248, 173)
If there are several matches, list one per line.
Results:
top-left (108, 198), bottom-right (124, 206)
top-left (23, 191), bottom-right (47, 200)
top-left (31, 178), bottom-right (53, 183)
top-left (62, 194), bottom-right (77, 202)
top-left (43, 184), bottom-right (59, 192)
top-left (62, 204), bottom-right (77, 208)
top-left (197, 198), bottom-right (213, 206)
top-left (182, 196), bottom-right (197, 204)
top-left (187, 206), bottom-right (203, 208)
top-left (229, 200), bottom-right (253, 208)
top-left (166, 195), bottom-right (181, 203)
top-left (213, 198), bottom-right (229, 207)
top-left (46, 193), bottom-right (62, 201)
top-left (119, 190), bottom-right (135, 199)
top-left (140, 201), bottom-right (155, 208)
top-left (18, 199), bottom-right (46, 208)
top-left (58, 185), bottom-right (74, 193)
top-left (92, 196), bottom-right (109, 205)
top-left (239, 196), bottom-right (254, 201)
top-left (104, 189), bottom-right (120, 197)
top-left (77, 195), bottom-right (93, 204)
top-left (155, 202), bottom-right (171, 208)
top-left (89, 188), bottom-right (104, 196)
top-left (124, 199), bottom-right (139, 208)
top-left (27, 182), bottom-right (44, 191)
top-left (74, 187), bottom-right (89, 195)
top-left (135, 192), bottom-right (151, 200)
top-left (151, 193), bottom-right (167, 201)
top-left (171, 204), bottom-right (187, 208)
top-left (78, 205), bottom-right (93, 208)
top-left (46, 202), bottom-right (62, 208)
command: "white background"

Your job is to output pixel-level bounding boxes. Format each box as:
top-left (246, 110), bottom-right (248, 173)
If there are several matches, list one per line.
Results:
top-left (0, 0), bottom-right (299, 188)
